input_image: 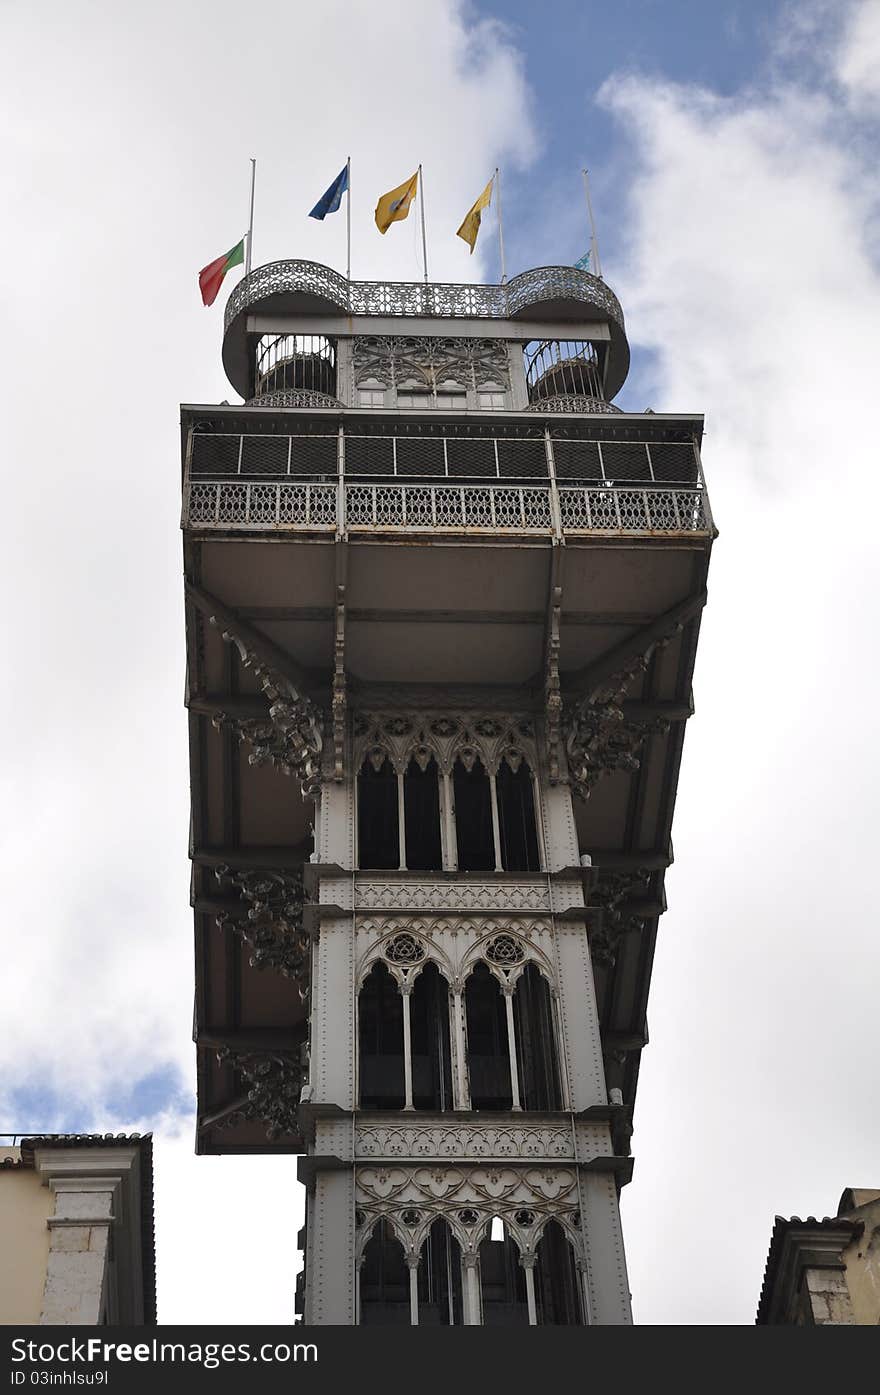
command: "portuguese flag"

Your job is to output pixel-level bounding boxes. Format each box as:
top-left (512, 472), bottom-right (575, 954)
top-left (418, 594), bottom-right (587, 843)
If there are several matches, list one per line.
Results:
top-left (198, 237), bottom-right (245, 307)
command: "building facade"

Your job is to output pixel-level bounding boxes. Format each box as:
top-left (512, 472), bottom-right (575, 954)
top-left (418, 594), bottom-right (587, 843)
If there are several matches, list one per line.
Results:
top-left (0, 1134), bottom-right (155, 1326)
top-left (757, 1189), bottom-right (880, 1325)
top-left (181, 260), bottom-right (713, 1324)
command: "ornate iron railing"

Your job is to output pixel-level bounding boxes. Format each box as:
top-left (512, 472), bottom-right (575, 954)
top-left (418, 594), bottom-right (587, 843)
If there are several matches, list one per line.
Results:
top-left (186, 481), bottom-right (337, 529)
top-left (184, 479), bottom-right (711, 537)
top-left (345, 482), bottom-right (553, 531)
top-left (224, 260), bottom-right (626, 338)
top-left (527, 394), bottom-right (621, 414)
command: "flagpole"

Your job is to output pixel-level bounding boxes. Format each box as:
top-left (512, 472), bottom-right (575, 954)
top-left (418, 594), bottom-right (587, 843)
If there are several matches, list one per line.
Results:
top-left (246, 157), bottom-right (256, 275)
top-left (581, 167), bottom-right (601, 279)
top-left (346, 155), bottom-right (351, 282)
top-left (494, 167), bottom-right (507, 285)
top-left (418, 163), bottom-right (429, 284)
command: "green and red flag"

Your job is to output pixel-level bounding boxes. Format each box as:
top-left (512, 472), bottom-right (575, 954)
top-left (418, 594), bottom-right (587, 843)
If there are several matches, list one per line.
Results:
top-left (198, 237), bottom-right (245, 307)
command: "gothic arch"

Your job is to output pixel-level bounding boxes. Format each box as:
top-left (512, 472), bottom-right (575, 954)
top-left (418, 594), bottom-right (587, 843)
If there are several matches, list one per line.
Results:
top-left (460, 928), bottom-right (556, 993)
top-left (358, 928), bottom-right (455, 992)
top-left (352, 711), bottom-right (539, 783)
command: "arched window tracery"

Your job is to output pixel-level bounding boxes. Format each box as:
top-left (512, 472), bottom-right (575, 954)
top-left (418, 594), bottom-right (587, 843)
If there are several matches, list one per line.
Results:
top-left (353, 713), bottom-right (543, 874)
top-left (462, 948), bottom-right (562, 1114)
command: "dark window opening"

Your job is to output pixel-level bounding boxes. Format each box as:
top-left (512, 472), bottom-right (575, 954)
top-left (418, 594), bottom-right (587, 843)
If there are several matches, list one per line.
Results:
top-left (360, 1220), bottom-right (409, 1325)
top-left (418, 1219), bottom-right (463, 1325)
top-left (534, 1221), bottom-right (583, 1325)
top-left (454, 757), bottom-right (495, 871)
top-left (514, 963), bottom-right (562, 1111)
top-left (465, 963), bottom-right (511, 1110)
top-left (410, 963), bottom-right (453, 1111)
top-left (497, 759), bottom-right (540, 872)
top-left (404, 756), bottom-right (442, 871)
top-left (358, 756), bottom-right (399, 869)
top-left (479, 1231), bottom-right (529, 1327)
top-left (359, 963), bottom-right (404, 1109)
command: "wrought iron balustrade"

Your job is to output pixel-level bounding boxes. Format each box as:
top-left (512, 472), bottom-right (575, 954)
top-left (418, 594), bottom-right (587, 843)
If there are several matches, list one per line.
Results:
top-left (345, 482), bottom-right (553, 532)
top-left (224, 260), bottom-right (626, 338)
top-left (183, 478), bottom-right (711, 537)
top-left (186, 480), bottom-right (337, 529)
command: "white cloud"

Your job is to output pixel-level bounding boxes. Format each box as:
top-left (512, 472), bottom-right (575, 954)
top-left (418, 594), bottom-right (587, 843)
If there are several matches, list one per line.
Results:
top-left (599, 3), bottom-right (880, 1323)
top-left (834, 0), bottom-right (880, 109)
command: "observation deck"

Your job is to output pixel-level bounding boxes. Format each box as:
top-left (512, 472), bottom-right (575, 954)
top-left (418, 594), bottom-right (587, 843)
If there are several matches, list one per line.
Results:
top-left (221, 259), bottom-right (631, 402)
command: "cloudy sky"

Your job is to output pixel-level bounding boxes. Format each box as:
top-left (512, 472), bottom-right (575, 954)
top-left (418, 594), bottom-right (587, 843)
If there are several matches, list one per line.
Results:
top-left (2, 0), bottom-right (878, 1324)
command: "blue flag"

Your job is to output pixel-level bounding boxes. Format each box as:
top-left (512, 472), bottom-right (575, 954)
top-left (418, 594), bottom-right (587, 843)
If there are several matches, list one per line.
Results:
top-left (309, 165), bottom-right (349, 220)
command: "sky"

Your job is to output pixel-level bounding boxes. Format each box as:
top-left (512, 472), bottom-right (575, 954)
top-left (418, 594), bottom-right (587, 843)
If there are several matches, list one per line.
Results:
top-left (1, 0), bottom-right (878, 1325)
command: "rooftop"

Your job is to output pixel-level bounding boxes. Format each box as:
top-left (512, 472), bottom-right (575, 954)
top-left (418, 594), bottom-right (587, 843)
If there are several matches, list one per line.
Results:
top-left (221, 259), bottom-right (631, 401)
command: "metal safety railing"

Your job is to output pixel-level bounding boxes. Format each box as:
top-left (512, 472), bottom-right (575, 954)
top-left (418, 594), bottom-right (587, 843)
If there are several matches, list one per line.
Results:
top-left (183, 428), bottom-right (712, 538)
top-left (224, 260), bottom-right (626, 337)
top-left (184, 479), bottom-right (712, 537)
top-left (187, 430), bottom-right (703, 486)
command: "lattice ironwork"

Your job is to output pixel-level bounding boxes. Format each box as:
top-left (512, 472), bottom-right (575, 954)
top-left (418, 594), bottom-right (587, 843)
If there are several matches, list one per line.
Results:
top-left (343, 483), bottom-right (553, 533)
top-left (528, 394), bottom-right (621, 414)
top-left (557, 487), bottom-right (709, 534)
top-left (224, 260), bottom-right (626, 338)
top-left (352, 335), bottom-right (510, 392)
top-left (184, 482), bottom-right (336, 528)
top-left (186, 479), bottom-right (709, 536)
top-left (248, 389), bottom-right (343, 410)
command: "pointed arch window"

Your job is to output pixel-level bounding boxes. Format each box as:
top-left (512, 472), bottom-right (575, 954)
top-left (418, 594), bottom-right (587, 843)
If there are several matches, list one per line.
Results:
top-left (418, 1219), bottom-right (463, 1325)
top-left (403, 754), bottom-right (442, 872)
top-left (410, 962), bottom-right (453, 1111)
top-left (453, 755), bottom-right (495, 871)
top-left (513, 963), bottom-right (562, 1111)
top-left (360, 1220), bottom-right (409, 1325)
top-left (496, 756), bottom-right (540, 872)
top-left (355, 724), bottom-right (543, 872)
top-left (358, 962), bottom-right (405, 1109)
top-left (534, 1220), bottom-right (583, 1325)
top-left (358, 754), bottom-right (399, 869)
top-left (464, 963), bottom-right (512, 1110)
top-left (479, 1228), bottom-right (529, 1326)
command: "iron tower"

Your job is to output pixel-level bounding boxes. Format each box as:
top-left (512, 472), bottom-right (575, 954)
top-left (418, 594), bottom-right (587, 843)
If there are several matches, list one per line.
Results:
top-left (180, 258), bottom-right (713, 1324)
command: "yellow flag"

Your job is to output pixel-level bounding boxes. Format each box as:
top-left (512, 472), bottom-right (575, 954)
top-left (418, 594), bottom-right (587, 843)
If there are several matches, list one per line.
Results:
top-left (456, 176), bottom-right (494, 254)
top-left (374, 171), bottom-right (419, 234)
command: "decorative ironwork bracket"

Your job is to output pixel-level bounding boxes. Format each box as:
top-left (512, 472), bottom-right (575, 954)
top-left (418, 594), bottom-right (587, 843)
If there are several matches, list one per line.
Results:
top-left (215, 867), bottom-right (310, 1000)
top-left (587, 869), bottom-right (652, 969)
top-left (186, 583), bottom-right (325, 798)
top-left (214, 1047), bottom-right (306, 1142)
top-left (565, 650), bottom-right (672, 799)
top-left (562, 593), bottom-right (706, 798)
